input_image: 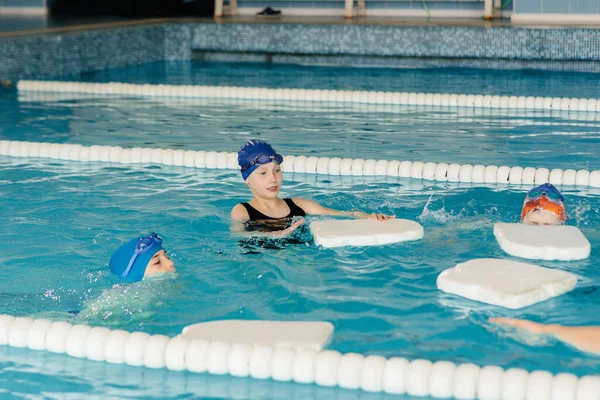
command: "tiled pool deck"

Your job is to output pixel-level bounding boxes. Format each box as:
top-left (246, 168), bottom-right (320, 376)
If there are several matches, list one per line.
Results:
top-left (2, 15), bottom-right (600, 82)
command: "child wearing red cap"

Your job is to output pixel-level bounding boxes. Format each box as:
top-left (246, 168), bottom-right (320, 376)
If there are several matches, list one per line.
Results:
top-left (521, 183), bottom-right (566, 225)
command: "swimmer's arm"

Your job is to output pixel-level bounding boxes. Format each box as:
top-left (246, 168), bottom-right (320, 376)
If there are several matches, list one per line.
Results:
top-left (230, 204), bottom-right (303, 238)
top-left (490, 317), bottom-right (600, 355)
top-left (292, 198), bottom-right (395, 220)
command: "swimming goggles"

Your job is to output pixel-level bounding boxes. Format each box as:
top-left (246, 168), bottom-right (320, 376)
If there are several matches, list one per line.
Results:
top-left (122, 232), bottom-right (162, 277)
top-left (525, 183), bottom-right (564, 205)
top-left (241, 153), bottom-right (284, 172)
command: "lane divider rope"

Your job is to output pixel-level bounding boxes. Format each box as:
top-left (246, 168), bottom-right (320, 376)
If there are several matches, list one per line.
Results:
top-left (0, 314), bottom-right (598, 399)
top-left (16, 80), bottom-right (600, 113)
top-left (1, 140), bottom-right (599, 187)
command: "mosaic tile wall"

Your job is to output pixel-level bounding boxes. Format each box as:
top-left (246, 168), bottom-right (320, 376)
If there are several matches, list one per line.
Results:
top-left (181, 23), bottom-right (600, 61)
top-left (0, 25), bottom-right (164, 81)
top-left (3, 21), bottom-right (600, 81)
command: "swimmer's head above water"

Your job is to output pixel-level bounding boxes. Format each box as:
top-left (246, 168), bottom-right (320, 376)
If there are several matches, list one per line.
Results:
top-left (109, 232), bottom-right (175, 282)
top-left (521, 183), bottom-right (566, 225)
top-left (238, 140), bottom-right (283, 181)
top-left (238, 139), bottom-right (284, 199)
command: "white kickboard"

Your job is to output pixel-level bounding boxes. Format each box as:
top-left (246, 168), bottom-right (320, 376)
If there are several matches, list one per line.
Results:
top-left (310, 219), bottom-right (424, 248)
top-left (437, 258), bottom-right (577, 309)
top-left (181, 320), bottom-right (334, 351)
top-left (494, 223), bottom-right (591, 261)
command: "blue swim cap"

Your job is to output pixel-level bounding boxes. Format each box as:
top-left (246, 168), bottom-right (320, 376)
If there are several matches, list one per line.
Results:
top-left (238, 139), bottom-right (281, 181)
top-left (109, 233), bottom-right (164, 283)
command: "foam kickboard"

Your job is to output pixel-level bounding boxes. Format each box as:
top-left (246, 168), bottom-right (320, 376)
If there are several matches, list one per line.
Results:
top-left (310, 218), bottom-right (424, 248)
top-left (437, 258), bottom-right (577, 309)
top-left (494, 223), bottom-right (591, 261)
top-left (181, 320), bottom-right (334, 351)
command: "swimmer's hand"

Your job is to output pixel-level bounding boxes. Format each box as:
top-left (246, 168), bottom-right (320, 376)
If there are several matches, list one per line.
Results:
top-left (369, 212), bottom-right (395, 221)
top-left (351, 211), bottom-right (396, 221)
top-left (271, 218), bottom-right (305, 238)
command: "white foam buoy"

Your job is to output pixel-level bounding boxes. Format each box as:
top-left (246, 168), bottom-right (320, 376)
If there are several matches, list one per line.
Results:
top-left (27, 319), bottom-right (53, 351)
top-left (406, 359), bottom-right (433, 397)
top-left (65, 324), bottom-right (92, 358)
top-left (501, 368), bottom-right (528, 400)
top-left (429, 361), bottom-right (456, 399)
top-left (383, 357), bottom-right (409, 394)
top-left (7, 317), bottom-right (34, 348)
top-left (85, 327), bottom-right (112, 362)
top-left (471, 165), bottom-right (485, 183)
top-left (305, 156), bottom-right (319, 174)
top-left (447, 164), bottom-right (461, 182)
top-left (338, 353), bottom-right (364, 389)
top-left (527, 370), bottom-right (553, 400)
top-left (550, 372), bottom-right (578, 400)
top-left (477, 365), bottom-right (505, 400)
top-left (123, 331), bottom-right (150, 367)
top-left (435, 163), bottom-right (449, 181)
top-left (249, 344), bottom-right (274, 380)
top-left (144, 334), bottom-right (171, 369)
top-left (386, 160), bottom-right (400, 176)
top-left (410, 161), bottom-right (425, 179)
top-left (453, 363), bottom-right (481, 399)
top-left (422, 162), bottom-right (437, 181)
top-left (270, 347), bottom-right (296, 382)
top-left (316, 157), bottom-right (330, 175)
top-left (328, 157), bottom-right (342, 175)
top-left (185, 339), bottom-right (209, 373)
top-left (398, 161), bottom-right (412, 178)
top-left (165, 336), bottom-right (190, 371)
top-left (577, 376), bottom-right (600, 400)
top-left (228, 342), bottom-right (253, 377)
top-left (313, 350), bottom-right (341, 386)
top-left (459, 164), bottom-right (473, 182)
top-left (104, 329), bottom-right (131, 364)
top-left (293, 349), bottom-right (318, 384)
top-left (360, 355), bottom-right (387, 392)
top-left (206, 341), bottom-right (231, 375)
top-left (351, 158), bottom-right (365, 176)
top-left (45, 321), bottom-right (73, 354)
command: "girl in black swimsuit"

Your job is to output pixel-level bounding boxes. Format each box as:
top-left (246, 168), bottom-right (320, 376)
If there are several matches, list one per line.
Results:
top-left (230, 139), bottom-right (395, 237)
top-left (240, 198), bottom-right (306, 232)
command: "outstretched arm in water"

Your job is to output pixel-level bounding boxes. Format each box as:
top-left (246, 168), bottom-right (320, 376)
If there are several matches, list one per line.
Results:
top-left (490, 317), bottom-right (600, 356)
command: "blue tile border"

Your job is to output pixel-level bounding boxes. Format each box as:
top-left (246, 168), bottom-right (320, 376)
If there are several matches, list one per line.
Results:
top-left (3, 21), bottom-right (600, 81)
top-left (1, 25), bottom-right (165, 81)
top-left (180, 22), bottom-right (600, 61)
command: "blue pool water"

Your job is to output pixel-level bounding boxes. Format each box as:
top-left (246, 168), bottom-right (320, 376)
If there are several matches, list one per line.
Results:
top-left (0, 61), bottom-right (599, 398)
top-left (5, 62), bottom-right (600, 171)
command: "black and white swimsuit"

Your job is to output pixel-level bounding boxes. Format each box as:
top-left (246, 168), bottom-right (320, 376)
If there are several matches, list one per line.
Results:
top-left (240, 198), bottom-right (306, 232)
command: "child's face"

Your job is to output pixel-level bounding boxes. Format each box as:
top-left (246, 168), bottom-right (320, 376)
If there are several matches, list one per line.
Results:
top-left (144, 249), bottom-right (175, 277)
top-left (246, 162), bottom-right (283, 199)
top-left (522, 209), bottom-right (561, 225)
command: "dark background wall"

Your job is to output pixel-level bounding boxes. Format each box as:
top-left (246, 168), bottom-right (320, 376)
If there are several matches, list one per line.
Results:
top-left (48, 0), bottom-right (214, 17)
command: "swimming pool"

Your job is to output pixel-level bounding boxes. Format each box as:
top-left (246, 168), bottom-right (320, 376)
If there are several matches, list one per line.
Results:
top-left (1, 61), bottom-right (599, 399)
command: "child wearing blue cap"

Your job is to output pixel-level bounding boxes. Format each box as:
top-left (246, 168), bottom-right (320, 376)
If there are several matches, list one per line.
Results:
top-left (109, 232), bottom-right (175, 282)
top-left (231, 139), bottom-right (394, 237)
